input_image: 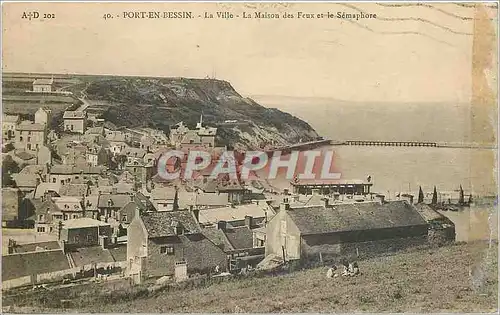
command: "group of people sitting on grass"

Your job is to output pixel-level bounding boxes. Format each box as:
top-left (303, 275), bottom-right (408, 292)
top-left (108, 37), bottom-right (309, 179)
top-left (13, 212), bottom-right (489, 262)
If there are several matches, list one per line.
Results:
top-left (326, 259), bottom-right (360, 278)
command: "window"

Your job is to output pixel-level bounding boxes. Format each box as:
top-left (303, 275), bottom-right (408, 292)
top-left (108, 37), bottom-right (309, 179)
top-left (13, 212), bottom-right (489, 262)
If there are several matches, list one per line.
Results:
top-left (27, 137), bottom-right (31, 142)
top-left (72, 214), bottom-right (78, 219)
top-left (160, 246), bottom-right (174, 255)
top-left (37, 227), bottom-right (46, 233)
top-left (38, 214), bottom-right (44, 221)
top-left (75, 235), bottom-right (80, 243)
top-left (19, 136), bottom-right (23, 141)
top-left (87, 235), bottom-right (93, 243)
top-left (28, 131), bottom-right (32, 135)
top-left (122, 215), bottom-right (127, 222)
top-left (64, 214), bottom-right (68, 220)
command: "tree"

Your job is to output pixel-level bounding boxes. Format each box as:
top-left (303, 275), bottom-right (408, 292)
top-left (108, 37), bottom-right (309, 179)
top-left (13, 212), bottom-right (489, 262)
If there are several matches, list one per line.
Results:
top-left (418, 186), bottom-right (424, 204)
top-left (2, 156), bottom-right (20, 187)
top-left (431, 186), bottom-right (438, 205)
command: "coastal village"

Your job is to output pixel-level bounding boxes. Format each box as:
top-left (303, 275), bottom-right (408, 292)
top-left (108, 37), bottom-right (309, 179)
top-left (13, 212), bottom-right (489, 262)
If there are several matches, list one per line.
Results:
top-left (2, 77), bottom-right (460, 292)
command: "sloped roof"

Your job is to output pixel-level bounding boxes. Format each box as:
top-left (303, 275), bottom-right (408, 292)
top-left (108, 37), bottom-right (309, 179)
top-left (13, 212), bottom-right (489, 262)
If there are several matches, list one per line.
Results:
top-left (194, 192), bottom-right (229, 207)
top-left (141, 210), bottom-right (201, 238)
top-left (178, 234), bottom-right (227, 272)
top-left (287, 200), bottom-right (428, 235)
top-left (33, 78), bottom-right (53, 85)
top-left (29, 198), bottom-right (59, 216)
top-left (16, 122), bottom-right (45, 131)
top-left (98, 194), bottom-right (133, 208)
top-left (202, 227), bottom-right (234, 251)
top-left (59, 184), bottom-right (88, 197)
top-left (63, 111), bottom-right (85, 119)
top-left (68, 246), bottom-right (114, 267)
top-left (223, 226), bottom-right (254, 250)
top-left (53, 197), bottom-right (82, 212)
top-left (122, 147), bottom-right (146, 158)
top-left (3, 114), bottom-right (20, 123)
top-left (108, 244), bottom-right (127, 262)
top-left (13, 173), bottom-right (39, 188)
top-left (63, 217), bottom-right (110, 229)
top-left (34, 183), bottom-right (61, 199)
top-left (2, 250), bottom-right (70, 281)
top-left (151, 186), bottom-right (177, 201)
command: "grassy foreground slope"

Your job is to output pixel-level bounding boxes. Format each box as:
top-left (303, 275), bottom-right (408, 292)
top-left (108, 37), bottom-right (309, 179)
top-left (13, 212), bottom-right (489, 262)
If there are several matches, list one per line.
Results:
top-left (6, 242), bottom-right (497, 313)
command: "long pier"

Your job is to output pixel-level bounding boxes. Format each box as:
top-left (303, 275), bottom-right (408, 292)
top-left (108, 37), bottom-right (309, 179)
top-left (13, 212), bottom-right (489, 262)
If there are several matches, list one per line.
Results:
top-left (341, 140), bottom-right (437, 147)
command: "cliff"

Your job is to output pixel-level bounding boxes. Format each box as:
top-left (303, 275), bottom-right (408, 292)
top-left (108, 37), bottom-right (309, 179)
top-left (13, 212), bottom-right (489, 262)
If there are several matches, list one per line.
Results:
top-left (79, 76), bottom-right (319, 150)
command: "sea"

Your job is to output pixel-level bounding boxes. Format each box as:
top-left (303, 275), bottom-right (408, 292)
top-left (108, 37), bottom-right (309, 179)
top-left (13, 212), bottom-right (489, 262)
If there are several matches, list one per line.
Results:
top-left (253, 95), bottom-right (499, 242)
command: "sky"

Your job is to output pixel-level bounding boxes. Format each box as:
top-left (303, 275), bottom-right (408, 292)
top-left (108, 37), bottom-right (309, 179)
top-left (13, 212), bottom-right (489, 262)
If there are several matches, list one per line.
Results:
top-left (2, 2), bottom-right (498, 102)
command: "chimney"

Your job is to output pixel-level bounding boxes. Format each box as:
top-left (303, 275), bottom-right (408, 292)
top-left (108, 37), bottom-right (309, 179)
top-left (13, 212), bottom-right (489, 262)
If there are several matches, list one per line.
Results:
top-left (321, 197), bottom-right (329, 207)
top-left (244, 215), bottom-right (253, 228)
top-left (375, 194), bottom-right (385, 205)
top-left (280, 195), bottom-right (290, 211)
top-left (217, 220), bottom-right (227, 231)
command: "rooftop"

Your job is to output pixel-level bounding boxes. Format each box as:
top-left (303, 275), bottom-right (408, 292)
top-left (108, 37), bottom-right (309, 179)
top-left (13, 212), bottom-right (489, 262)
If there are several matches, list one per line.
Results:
top-left (286, 200), bottom-right (427, 235)
top-left (33, 78), bottom-right (54, 85)
top-left (16, 121), bottom-right (45, 131)
top-left (63, 217), bottom-right (110, 229)
top-left (63, 111), bottom-right (86, 119)
top-left (2, 250), bottom-right (70, 281)
top-left (141, 210), bottom-right (201, 238)
top-left (3, 114), bottom-right (20, 123)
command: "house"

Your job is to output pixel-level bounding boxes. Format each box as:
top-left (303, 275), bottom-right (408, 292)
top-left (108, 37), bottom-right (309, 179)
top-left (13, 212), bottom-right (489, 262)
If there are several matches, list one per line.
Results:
top-left (59, 184), bottom-right (89, 200)
top-left (34, 108), bottom-right (51, 128)
top-left (2, 250), bottom-right (70, 283)
top-left (2, 114), bottom-right (20, 141)
top-left (203, 219), bottom-right (265, 271)
top-left (169, 117), bottom-right (217, 149)
top-left (127, 210), bottom-right (227, 283)
top-left (85, 126), bottom-right (105, 136)
top-left (139, 135), bottom-right (154, 152)
top-left (87, 144), bottom-right (109, 167)
top-left (60, 218), bottom-right (112, 248)
top-left (264, 196), bottom-right (429, 263)
top-left (28, 197), bottom-right (60, 233)
top-left (13, 170), bottom-right (43, 193)
top-left (121, 147), bottom-right (155, 185)
top-left (48, 165), bottom-right (105, 185)
top-left (106, 132), bottom-right (128, 155)
top-left (150, 186), bottom-right (178, 211)
top-left (2, 188), bottom-right (22, 227)
top-left (52, 196), bottom-right (84, 221)
top-left (15, 121), bottom-right (46, 151)
top-left (97, 193), bottom-right (135, 220)
top-left (63, 111), bottom-right (87, 134)
top-left (32, 78), bottom-right (53, 93)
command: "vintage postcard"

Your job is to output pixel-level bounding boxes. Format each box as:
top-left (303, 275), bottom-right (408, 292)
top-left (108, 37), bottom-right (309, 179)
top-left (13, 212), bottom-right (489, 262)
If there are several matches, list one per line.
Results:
top-left (1, 1), bottom-right (498, 313)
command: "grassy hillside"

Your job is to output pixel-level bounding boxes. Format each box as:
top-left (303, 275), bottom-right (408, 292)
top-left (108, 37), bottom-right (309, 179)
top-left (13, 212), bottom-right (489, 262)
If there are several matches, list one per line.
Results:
top-left (2, 73), bottom-right (320, 149)
top-left (4, 242), bottom-right (497, 313)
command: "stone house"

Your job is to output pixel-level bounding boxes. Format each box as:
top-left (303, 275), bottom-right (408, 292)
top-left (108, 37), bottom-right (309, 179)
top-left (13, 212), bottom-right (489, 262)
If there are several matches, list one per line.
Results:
top-left (265, 197), bottom-right (429, 263)
top-left (59, 218), bottom-right (112, 248)
top-left (15, 121), bottom-right (46, 151)
top-left (2, 114), bottom-right (19, 141)
top-left (32, 78), bottom-right (53, 92)
top-left (127, 210), bottom-right (227, 283)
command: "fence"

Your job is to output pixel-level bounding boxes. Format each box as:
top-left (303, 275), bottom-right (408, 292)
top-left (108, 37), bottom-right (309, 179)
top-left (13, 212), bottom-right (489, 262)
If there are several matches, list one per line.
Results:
top-left (2, 261), bottom-right (127, 291)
